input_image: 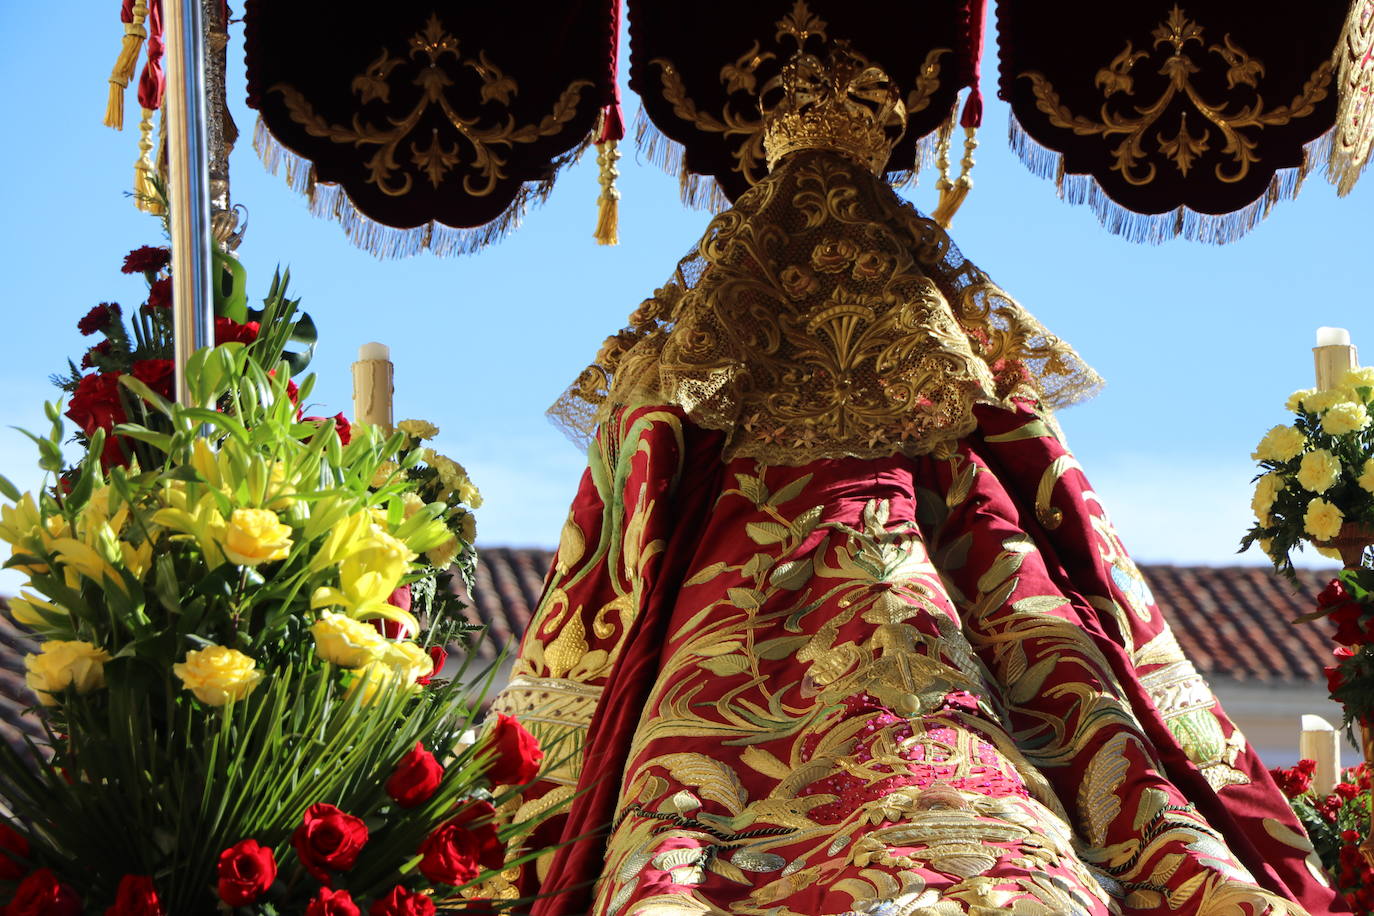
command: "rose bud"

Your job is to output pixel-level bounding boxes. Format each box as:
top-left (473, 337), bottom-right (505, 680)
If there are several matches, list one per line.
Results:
top-left (482, 714), bottom-right (544, 787)
top-left (417, 800), bottom-right (504, 886)
top-left (369, 886), bottom-right (436, 916)
top-left (386, 743), bottom-right (443, 809)
top-left (306, 887), bottom-right (362, 916)
top-left (105, 875), bottom-right (164, 916)
top-left (8, 869), bottom-right (81, 916)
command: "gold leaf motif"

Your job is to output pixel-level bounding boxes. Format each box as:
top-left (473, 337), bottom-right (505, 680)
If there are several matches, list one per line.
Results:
top-left (646, 753), bottom-right (750, 814)
top-left (700, 654), bottom-right (751, 677)
top-left (1020, 7), bottom-right (1333, 186)
top-left (1078, 732), bottom-right (1130, 846)
top-left (746, 521), bottom-right (791, 545)
top-left (740, 745), bottom-right (793, 780)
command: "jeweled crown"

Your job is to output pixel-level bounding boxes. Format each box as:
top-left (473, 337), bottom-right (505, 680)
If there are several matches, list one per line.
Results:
top-left (761, 45), bottom-right (908, 176)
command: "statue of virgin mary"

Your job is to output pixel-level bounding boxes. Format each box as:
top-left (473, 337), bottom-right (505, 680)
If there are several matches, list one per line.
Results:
top-left (483, 34), bottom-right (1345, 916)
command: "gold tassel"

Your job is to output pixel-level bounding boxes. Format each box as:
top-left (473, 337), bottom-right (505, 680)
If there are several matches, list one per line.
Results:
top-left (134, 108), bottom-right (165, 214)
top-left (932, 125), bottom-right (979, 229)
top-left (104, 0), bottom-right (149, 130)
top-left (594, 138), bottom-right (621, 246)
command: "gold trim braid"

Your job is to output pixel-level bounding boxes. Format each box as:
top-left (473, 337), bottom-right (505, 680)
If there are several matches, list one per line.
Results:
top-left (549, 149), bottom-right (1101, 464)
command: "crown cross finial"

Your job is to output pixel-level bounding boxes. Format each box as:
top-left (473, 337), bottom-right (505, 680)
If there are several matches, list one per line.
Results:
top-left (761, 44), bottom-right (908, 176)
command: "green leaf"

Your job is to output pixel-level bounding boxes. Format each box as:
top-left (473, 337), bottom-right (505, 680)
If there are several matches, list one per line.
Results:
top-left (213, 249), bottom-right (249, 323)
top-left (0, 474), bottom-right (20, 503)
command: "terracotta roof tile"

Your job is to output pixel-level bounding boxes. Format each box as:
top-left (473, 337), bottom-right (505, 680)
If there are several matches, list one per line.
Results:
top-left (0, 555), bottom-right (1345, 755)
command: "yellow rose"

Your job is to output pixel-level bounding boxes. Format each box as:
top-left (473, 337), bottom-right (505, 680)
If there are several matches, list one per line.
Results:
top-left (173, 646), bottom-right (264, 706)
top-left (1301, 390), bottom-right (1352, 414)
top-left (1251, 425), bottom-right (1305, 463)
top-left (25, 640), bottom-right (111, 706)
top-left (382, 640), bottom-right (434, 684)
top-left (1304, 497), bottom-right (1345, 541)
top-left (1251, 473), bottom-right (1284, 521)
top-left (397, 419), bottom-right (440, 440)
top-left (1359, 460), bottom-right (1374, 494)
top-left (220, 508), bottom-right (293, 566)
top-left (1296, 449), bottom-right (1342, 493)
top-left (345, 661), bottom-right (406, 705)
top-left (1324, 402), bottom-right (1371, 436)
top-left (1286, 388), bottom-right (1316, 412)
top-left (311, 611), bottom-right (388, 668)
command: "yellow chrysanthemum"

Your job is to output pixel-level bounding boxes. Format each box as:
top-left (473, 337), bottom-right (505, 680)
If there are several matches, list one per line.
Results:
top-left (1286, 389), bottom-right (1317, 412)
top-left (1304, 497), bottom-right (1345, 541)
top-left (1252, 425), bottom-right (1305, 463)
top-left (1296, 449), bottom-right (1342, 493)
top-left (397, 419), bottom-right (440, 440)
top-left (1251, 473), bottom-right (1284, 521)
top-left (1359, 460), bottom-right (1374, 494)
top-left (1301, 390), bottom-right (1353, 415)
top-left (1342, 367), bottom-right (1374, 392)
top-left (1324, 402), bottom-right (1371, 436)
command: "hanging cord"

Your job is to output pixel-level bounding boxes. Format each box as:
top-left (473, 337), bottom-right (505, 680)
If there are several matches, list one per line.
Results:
top-left (104, 0), bottom-right (150, 129)
top-left (933, 0), bottom-right (986, 227)
top-left (134, 0), bottom-right (166, 214)
top-left (593, 0), bottom-right (625, 245)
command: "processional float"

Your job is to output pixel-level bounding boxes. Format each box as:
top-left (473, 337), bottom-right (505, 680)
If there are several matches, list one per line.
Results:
top-left (6, 0), bottom-right (1374, 911)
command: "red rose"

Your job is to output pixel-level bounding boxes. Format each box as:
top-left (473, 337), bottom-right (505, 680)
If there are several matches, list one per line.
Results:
top-left (105, 875), bottom-right (163, 916)
top-left (216, 838), bottom-right (277, 906)
top-left (0, 821), bottom-right (29, 879)
top-left (292, 803), bottom-right (368, 883)
top-left (417, 646), bottom-right (447, 686)
top-left (7, 869), bottom-right (81, 916)
top-left (417, 800), bottom-right (504, 886)
top-left (144, 277), bottom-right (171, 311)
top-left (483, 714), bottom-right (544, 787)
top-left (122, 246), bottom-right (170, 274)
top-left (306, 887), bottom-right (361, 916)
top-left (386, 742), bottom-right (443, 809)
top-left (1320, 578), bottom-right (1352, 608)
top-left (1337, 781), bottom-right (1362, 801)
top-left (78, 303), bottom-right (121, 337)
top-left (369, 886), bottom-right (436, 916)
top-left (214, 317), bottom-right (261, 346)
top-left (130, 359), bottom-right (176, 402)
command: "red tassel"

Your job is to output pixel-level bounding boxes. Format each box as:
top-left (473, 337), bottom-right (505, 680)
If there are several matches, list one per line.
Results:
top-left (958, 0), bottom-right (988, 129)
top-left (137, 0), bottom-right (165, 112)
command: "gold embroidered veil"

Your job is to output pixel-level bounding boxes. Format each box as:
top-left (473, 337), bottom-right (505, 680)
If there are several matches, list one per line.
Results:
top-left (549, 45), bottom-right (1102, 464)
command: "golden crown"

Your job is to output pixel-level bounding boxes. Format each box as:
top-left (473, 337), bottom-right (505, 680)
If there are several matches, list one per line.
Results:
top-left (761, 45), bottom-right (908, 176)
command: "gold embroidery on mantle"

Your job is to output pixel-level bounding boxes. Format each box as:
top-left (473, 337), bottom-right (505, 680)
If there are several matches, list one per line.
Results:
top-left (1020, 6), bottom-right (1333, 186)
top-left (270, 14), bottom-right (591, 198)
top-left (549, 150), bottom-right (1100, 464)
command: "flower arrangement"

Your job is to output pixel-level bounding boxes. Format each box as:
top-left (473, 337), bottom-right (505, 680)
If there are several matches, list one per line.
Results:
top-left (0, 254), bottom-right (548, 912)
top-left (1241, 368), bottom-right (1374, 579)
top-left (1273, 758), bottom-right (1374, 912)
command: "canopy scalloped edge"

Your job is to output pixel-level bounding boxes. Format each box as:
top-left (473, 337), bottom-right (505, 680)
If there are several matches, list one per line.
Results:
top-left (1007, 113), bottom-right (1337, 246)
top-left (252, 118), bottom-right (594, 260)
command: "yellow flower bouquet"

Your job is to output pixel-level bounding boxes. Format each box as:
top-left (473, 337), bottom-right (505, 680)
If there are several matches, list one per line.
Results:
top-left (0, 328), bottom-right (548, 910)
top-left (1242, 368), bottom-right (1374, 579)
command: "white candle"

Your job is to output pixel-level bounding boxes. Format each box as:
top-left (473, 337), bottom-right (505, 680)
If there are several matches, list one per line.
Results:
top-left (358, 341), bottom-right (391, 361)
top-left (1317, 327), bottom-right (1352, 347)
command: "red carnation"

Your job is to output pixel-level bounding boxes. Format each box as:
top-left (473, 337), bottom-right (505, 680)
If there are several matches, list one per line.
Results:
top-left (216, 839), bottom-right (277, 907)
top-left (0, 820), bottom-right (29, 879)
top-left (306, 887), bottom-right (361, 916)
top-left (417, 646), bottom-right (447, 686)
top-left (416, 800), bottom-right (504, 886)
top-left (67, 372), bottom-right (130, 466)
top-left (303, 413), bottom-right (352, 446)
top-left (122, 246), bottom-right (169, 274)
top-left (1320, 578), bottom-right (1352, 608)
top-left (144, 277), bottom-right (171, 311)
top-left (78, 303), bottom-right (121, 336)
top-left (292, 803), bottom-right (368, 884)
top-left (214, 317), bottom-right (261, 346)
top-left (369, 886), bottom-right (435, 916)
top-left (105, 875), bottom-right (163, 916)
top-left (1270, 759), bottom-right (1316, 798)
top-left (1337, 781), bottom-right (1362, 801)
top-left (7, 869), bottom-right (81, 916)
top-left (81, 340), bottom-right (114, 370)
top-left (386, 742), bottom-right (443, 809)
top-left (483, 714), bottom-right (544, 787)
top-left (130, 359), bottom-right (176, 402)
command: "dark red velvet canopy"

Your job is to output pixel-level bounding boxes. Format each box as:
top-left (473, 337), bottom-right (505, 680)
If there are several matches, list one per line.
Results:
top-left (242, 0), bottom-right (1364, 252)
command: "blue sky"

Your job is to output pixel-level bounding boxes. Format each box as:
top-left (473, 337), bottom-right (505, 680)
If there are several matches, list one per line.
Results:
top-left (1, 9), bottom-right (1371, 597)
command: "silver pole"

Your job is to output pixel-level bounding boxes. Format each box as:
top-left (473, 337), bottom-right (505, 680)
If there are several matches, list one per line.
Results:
top-left (163, 0), bottom-right (214, 407)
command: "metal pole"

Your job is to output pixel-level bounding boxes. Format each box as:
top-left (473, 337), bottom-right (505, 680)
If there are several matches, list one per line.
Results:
top-left (163, 0), bottom-right (215, 407)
